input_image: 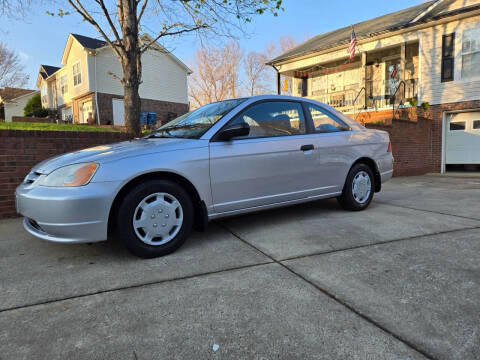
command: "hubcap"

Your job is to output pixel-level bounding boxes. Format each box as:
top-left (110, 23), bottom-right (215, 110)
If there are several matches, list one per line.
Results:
top-left (133, 192), bottom-right (183, 246)
top-left (352, 171), bottom-right (372, 204)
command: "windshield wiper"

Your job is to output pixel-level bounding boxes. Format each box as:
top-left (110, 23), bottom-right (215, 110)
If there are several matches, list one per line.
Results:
top-left (144, 132), bottom-right (175, 139)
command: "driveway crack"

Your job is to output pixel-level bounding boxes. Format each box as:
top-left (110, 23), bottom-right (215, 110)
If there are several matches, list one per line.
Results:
top-left (216, 221), bottom-right (439, 360)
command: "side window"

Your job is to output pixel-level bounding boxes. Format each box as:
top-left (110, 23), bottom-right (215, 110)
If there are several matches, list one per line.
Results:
top-left (442, 33), bottom-right (455, 82)
top-left (228, 101), bottom-right (306, 139)
top-left (308, 104), bottom-right (349, 133)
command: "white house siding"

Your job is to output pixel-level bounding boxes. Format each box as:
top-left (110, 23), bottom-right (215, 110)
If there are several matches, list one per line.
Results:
top-left (277, 31), bottom-right (421, 74)
top-left (419, 14), bottom-right (480, 105)
top-left (4, 91), bottom-right (39, 122)
top-left (91, 47), bottom-right (189, 104)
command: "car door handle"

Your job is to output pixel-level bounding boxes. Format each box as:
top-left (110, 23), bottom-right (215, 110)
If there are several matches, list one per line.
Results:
top-left (300, 144), bottom-right (314, 151)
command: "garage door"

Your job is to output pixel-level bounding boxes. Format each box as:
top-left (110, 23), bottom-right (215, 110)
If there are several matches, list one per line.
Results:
top-left (112, 98), bottom-right (124, 126)
top-left (445, 112), bottom-right (480, 164)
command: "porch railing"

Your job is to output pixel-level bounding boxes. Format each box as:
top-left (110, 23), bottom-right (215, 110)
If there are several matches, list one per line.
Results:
top-left (392, 80), bottom-right (406, 120)
top-left (353, 87), bottom-right (366, 121)
top-left (308, 78), bottom-right (418, 114)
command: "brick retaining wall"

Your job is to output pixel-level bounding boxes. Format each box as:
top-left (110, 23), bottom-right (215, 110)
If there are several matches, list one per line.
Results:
top-left (366, 118), bottom-right (435, 176)
top-left (0, 130), bottom-right (131, 219)
top-left (12, 116), bottom-right (52, 123)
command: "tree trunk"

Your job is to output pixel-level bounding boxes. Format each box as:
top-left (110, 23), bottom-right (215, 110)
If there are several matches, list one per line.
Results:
top-left (119, 0), bottom-right (141, 136)
top-left (123, 77), bottom-right (141, 136)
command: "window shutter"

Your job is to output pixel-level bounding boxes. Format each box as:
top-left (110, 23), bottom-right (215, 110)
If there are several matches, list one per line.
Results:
top-left (441, 33), bottom-right (455, 82)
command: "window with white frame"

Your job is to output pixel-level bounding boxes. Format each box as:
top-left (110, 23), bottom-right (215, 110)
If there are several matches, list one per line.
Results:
top-left (73, 62), bottom-right (82, 86)
top-left (462, 28), bottom-right (480, 79)
top-left (60, 75), bottom-right (68, 95)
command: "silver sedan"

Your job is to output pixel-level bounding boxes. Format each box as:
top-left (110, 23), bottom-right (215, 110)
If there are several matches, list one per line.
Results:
top-left (16, 95), bottom-right (393, 258)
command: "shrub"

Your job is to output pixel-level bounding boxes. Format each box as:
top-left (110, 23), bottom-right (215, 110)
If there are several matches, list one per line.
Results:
top-left (24, 93), bottom-right (48, 117)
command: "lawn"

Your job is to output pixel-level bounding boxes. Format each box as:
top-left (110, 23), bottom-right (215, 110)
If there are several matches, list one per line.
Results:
top-left (0, 121), bottom-right (121, 132)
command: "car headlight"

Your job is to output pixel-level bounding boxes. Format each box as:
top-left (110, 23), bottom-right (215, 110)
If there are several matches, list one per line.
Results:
top-left (39, 163), bottom-right (99, 187)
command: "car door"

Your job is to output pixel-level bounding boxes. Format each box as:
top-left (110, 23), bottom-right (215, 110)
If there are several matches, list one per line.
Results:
top-left (304, 103), bottom-right (354, 193)
top-left (209, 100), bottom-right (323, 214)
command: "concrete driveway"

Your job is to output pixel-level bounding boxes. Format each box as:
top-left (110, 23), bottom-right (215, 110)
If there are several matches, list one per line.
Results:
top-left (1, 175), bottom-right (479, 359)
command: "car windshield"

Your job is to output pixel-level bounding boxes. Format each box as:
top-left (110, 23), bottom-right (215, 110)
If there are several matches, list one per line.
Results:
top-left (145, 98), bottom-right (246, 139)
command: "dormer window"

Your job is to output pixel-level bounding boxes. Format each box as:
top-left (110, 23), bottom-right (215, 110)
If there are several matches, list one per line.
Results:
top-left (73, 62), bottom-right (82, 86)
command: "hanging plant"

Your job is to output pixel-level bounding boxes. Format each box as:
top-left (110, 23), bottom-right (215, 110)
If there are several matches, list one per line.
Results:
top-left (421, 102), bottom-right (429, 111)
top-left (330, 83), bottom-right (336, 91)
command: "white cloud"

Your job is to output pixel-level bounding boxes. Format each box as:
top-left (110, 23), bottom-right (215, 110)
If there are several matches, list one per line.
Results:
top-left (18, 51), bottom-right (29, 60)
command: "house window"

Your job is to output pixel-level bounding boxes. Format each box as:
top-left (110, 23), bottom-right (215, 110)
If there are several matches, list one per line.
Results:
top-left (462, 28), bottom-right (480, 79)
top-left (73, 62), bottom-right (82, 86)
top-left (60, 75), bottom-right (68, 95)
top-left (441, 33), bottom-right (455, 82)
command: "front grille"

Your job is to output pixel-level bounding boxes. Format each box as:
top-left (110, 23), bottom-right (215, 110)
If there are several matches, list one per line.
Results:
top-left (27, 218), bottom-right (46, 233)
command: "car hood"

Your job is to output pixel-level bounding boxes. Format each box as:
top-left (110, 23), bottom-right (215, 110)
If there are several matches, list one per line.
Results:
top-left (33, 137), bottom-right (206, 174)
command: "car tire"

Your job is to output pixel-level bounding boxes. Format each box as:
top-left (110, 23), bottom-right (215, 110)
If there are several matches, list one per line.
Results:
top-left (116, 179), bottom-right (194, 258)
top-left (337, 163), bottom-right (375, 211)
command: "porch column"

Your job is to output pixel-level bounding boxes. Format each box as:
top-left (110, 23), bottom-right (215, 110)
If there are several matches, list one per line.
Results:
top-left (277, 71), bottom-right (281, 95)
top-left (361, 51), bottom-right (367, 108)
top-left (400, 42), bottom-right (406, 82)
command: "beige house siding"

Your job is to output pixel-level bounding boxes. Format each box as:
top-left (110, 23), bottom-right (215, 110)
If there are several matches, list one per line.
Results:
top-left (91, 47), bottom-right (189, 104)
top-left (55, 39), bottom-right (89, 107)
top-left (419, 14), bottom-right (480, 105)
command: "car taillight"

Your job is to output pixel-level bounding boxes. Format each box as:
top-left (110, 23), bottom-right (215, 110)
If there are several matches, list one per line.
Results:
top-left (387, 140), bottom-right (392, 153)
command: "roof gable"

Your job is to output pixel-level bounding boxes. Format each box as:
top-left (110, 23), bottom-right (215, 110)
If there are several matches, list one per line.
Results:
top-left (71, 33), bottom-right (106, 50)
top-left (61, 33), bottom-right (106, 65)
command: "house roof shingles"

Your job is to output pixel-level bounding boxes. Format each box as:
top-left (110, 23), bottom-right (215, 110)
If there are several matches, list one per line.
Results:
top-left (0, 87), bottom-right (36, 102)
top-left (269, 0), bottom-right (469, 64)
top-left (71, 33), bottom-right (106, 50)
top-left (40, 65), bottom-right (61, 78)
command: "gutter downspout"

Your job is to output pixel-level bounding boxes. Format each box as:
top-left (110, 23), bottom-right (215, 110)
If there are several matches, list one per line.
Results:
top-left (93, 50), bottom-right (100, 125)
top-left (271, 65), bottom-right (281, 95)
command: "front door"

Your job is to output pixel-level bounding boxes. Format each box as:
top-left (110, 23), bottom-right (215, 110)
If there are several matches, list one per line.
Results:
top-left (209, 101), bottom-right (321, 214)
top-left (79, 100), bottom-right (93, 124)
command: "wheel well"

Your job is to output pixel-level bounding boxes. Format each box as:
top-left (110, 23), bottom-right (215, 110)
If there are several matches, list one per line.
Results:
top-left (107, 172), bottom-right (207, 236)
top-left (351, 157), bottom-right (381, 192)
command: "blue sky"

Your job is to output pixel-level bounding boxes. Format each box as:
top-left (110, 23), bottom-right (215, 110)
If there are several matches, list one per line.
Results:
top-left (1, 0), bottom-right (421, 88)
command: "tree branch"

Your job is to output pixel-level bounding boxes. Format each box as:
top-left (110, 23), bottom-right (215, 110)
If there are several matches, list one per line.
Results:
top-left (137, 0), bottom-right (148, 23)
top-left (107, 71), bottom-right (123, 83)
top-left (140, 24), bottom-right (209, 53)
top-left (94, 0), bottom-right (123, 50)
top-left (66, 0), bottom-right (124, 59)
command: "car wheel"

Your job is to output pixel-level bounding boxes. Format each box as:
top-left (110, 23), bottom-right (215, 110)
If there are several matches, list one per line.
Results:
top-left (116, 179), bottom-right (194, 258)
top-left (337, 163), bottom-right (375, 211)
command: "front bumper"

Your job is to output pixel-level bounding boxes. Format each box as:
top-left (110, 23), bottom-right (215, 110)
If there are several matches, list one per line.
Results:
top-left (16, 181), bottom-right (121, 243)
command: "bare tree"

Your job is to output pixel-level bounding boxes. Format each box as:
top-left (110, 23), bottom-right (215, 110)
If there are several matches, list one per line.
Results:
top-left (0, 42), bottom-right (29, 88)
top-left (0, 0), bottom-right (31, 19)
top-left (189, 41), bottom-right (243, 108)
top-left (55, 0), bottom-right (283, 135)
top-left (266, 35), bottom-right (297, 94)
top-left (242, 35), bottom-right (296, 96)
top-left (243, 50), bottom-right (271, 96)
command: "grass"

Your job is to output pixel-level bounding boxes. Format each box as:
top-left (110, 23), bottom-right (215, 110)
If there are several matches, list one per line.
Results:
top-left (0, 121), bottom-right (121, 132)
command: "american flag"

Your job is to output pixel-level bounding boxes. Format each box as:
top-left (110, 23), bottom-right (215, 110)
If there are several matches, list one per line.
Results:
top-left (348, 27), bottom-right (357, 61)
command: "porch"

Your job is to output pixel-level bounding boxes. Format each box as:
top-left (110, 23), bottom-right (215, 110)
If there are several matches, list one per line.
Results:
top-left (283, 42), bottom-right (420, 121)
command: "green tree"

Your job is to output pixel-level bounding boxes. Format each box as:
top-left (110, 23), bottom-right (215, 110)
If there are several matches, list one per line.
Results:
top-left (24, 93), bottom-right (45, 117)
top-left (52, 0), bottom-right (283, 136)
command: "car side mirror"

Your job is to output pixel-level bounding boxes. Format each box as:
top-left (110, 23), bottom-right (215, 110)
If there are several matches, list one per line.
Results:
top-left (218, 122), bottom-right (250, 141)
